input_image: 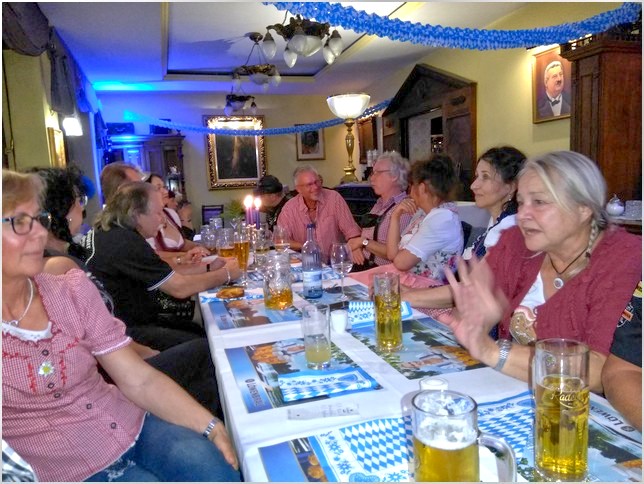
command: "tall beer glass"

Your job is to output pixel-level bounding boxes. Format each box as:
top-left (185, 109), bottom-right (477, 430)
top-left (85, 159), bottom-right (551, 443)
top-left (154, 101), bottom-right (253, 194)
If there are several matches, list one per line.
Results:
top-left (412, 390), bottom-right (516, 482)
top-left (532, 339), bottom-right (589, 481)
top-left (373, 272), bottom-right (402, 352)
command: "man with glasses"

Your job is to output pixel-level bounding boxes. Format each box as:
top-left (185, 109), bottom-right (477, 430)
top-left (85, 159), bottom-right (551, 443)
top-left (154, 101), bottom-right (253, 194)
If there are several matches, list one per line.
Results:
top-left (277, 165), bottom-right (362, 263)
top-left (352, 151), bottom-right (413, 270)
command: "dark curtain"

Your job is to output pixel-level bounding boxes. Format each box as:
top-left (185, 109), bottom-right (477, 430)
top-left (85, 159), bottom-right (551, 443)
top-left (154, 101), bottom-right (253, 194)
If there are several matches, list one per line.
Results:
top-left (2, 3), bottom-right (49, 55)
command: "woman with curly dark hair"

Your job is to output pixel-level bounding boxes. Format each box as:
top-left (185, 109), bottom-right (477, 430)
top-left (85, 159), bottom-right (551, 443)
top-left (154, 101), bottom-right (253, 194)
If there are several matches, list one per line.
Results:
top-left (33, 165), bottom-right (90, 263)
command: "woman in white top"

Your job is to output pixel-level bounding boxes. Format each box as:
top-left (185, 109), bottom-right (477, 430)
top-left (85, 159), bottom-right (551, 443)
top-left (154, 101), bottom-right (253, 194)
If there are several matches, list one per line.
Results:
top-left (462, 146), bottom-right (527, 260)
top-left (352, 154), bottom-right (463, 288)
top-left (404, 146), bottom-right (526, 308)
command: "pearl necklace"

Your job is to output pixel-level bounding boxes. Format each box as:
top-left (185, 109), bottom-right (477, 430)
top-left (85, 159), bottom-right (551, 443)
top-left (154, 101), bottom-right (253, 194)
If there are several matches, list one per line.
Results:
top-left (2, 278), bottom-right (34, 327)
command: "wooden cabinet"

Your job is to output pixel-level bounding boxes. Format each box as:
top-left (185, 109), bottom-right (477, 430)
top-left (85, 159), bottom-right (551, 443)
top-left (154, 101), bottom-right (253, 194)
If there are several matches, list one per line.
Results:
top-left (560, 25), bottom-right (641, 200)
top-left (104, 134), bottom-right (185, 191)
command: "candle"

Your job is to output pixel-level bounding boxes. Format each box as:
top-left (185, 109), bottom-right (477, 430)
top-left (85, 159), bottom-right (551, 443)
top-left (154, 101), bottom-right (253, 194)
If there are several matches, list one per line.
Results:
top-left (253, 197), bottom-right (261, 229)
top-left (243, 195), bottom-right (253, 225)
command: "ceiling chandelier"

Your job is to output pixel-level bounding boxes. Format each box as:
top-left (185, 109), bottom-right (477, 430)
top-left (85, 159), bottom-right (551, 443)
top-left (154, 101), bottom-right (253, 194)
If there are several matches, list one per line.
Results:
top-left (261, 14), bottom-right (343, 68)
top-left (233, 32), bottom-right (281, 93)
top-left (224, 91), bottom-right (257, 117)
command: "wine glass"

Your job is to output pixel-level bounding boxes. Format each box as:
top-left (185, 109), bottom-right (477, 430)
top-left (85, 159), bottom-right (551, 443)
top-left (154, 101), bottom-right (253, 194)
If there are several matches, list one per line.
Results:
top-left (216, 228), bottom-right (235, 258)
top-left (330, 243), bottom-right (353, 301)
top-left (229, 216), bottom-right (242, 234)
top-left (273, 226), bottom-right (290, 252)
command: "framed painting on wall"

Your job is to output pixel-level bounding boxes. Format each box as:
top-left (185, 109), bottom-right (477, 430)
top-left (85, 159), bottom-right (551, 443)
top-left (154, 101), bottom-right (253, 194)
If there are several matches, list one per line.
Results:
top-left (532, 46), bottom-right (572, 124)
top-left (203, 115), bottom-right (266, 190)
top-left (295, 126), bottom-right (325, 161)
top-left (47, 127), bottom-right (66, 167)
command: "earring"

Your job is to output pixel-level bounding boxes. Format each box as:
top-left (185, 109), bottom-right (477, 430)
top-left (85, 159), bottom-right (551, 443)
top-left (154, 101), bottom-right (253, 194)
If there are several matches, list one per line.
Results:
top-left (67, 217), bottom-right (73, 223)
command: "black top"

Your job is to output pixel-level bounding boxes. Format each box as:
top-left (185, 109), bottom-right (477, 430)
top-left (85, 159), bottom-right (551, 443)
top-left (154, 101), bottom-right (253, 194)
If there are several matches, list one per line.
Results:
top-left (266, 191), bottom-right (295, 231)
top-left (610, 282), bottom-right (642, 367)
top-left (84, 226), bottom-right (174, 327)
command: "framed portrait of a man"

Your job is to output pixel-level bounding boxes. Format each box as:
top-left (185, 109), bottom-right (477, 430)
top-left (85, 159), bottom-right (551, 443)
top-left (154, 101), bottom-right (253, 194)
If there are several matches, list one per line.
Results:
top-left (204, 115), bottom-right (266, 189)
top-left (532, 46), bottom-right (572, 124)
top-left (295, 126), bottom-right (325, 161)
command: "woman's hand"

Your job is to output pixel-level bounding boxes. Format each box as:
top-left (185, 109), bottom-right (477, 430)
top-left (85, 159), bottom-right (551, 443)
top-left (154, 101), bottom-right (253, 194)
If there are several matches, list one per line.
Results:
top-left (393, 198), bottom-right (417, 218)
top-left (351, 248), bottom-right (366, 265)
top-left (184, 246), bottom-right (210, 264)
top-left (208, 421), bottom-right (239, 470)
top-left (223, 258), bottom-right (242, 281)
top-left (437, 257), bottom-right (506, 361)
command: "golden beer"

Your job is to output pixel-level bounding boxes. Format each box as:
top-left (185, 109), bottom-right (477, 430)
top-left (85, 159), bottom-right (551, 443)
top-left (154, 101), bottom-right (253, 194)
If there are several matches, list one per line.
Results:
top-left (264, 287), bottom-right (293, 310)
top-left (535, 375), bottom-right (589, 481)
top-left (413, 437), bottom-right (479, 482)
top-left (375, 294), bottom-right (402, 352)
top-left (234, 240), bottom-right (250, 268)
top-left (218, 246), bottom-right (236, 258)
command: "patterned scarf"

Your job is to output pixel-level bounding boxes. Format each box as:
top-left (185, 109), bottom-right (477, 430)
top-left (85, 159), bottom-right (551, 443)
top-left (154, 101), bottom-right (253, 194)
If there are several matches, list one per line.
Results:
top-left (469, 205), bottom-right (517, 259)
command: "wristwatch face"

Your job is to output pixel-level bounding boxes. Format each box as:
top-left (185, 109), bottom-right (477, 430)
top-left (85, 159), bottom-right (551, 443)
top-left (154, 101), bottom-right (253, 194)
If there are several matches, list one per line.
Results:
top-left (362, 238), bottom-right (369, 247)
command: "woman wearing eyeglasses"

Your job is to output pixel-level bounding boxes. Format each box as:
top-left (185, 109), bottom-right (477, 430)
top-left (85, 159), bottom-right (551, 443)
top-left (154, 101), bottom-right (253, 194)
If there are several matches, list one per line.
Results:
top-left (2, 170), bottom-right (240, 482)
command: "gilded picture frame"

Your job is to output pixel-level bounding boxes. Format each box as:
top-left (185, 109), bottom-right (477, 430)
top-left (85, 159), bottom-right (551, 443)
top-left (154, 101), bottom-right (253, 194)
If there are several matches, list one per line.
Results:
top-left (204, 115), bottom-right (266, 190)
top-left (532, 46), bottom-right (572, 124)
top-left (47, 127), bottom-right (67, 167)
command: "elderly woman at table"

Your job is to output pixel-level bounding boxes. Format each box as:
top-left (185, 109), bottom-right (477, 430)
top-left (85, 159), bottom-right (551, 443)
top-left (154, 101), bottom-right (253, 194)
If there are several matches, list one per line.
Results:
top-left (349, 151), bottom-right (413, 271)
top-left (435, 151), bottom-right (641, 393)
top-left (84, 181), bottom-right (240, 351)
top-left (352, 154), bottom-right (463, 288)
top-left (2, 170), bottom-right (240, 482)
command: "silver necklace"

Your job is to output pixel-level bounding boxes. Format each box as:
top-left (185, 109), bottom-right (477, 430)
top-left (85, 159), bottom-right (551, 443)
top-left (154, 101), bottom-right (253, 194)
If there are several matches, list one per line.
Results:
top-left (2, 279), bottom-right (34, 327)
top-left (549, 249), bottom-right (586, 290)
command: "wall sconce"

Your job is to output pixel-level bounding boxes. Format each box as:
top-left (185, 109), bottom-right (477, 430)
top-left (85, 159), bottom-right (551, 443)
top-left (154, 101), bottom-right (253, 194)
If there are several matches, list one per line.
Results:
top-left (327, 93), bottom-right (371, 183)
top-left (62, 116), bottom-right (83, 136)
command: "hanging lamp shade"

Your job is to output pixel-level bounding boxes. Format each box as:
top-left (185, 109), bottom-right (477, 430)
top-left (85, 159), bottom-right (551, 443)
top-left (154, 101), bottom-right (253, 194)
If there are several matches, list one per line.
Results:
top-left (261, 32), bottom-right (277, 59)
top-left (327, 93), bottom-right (370, 119)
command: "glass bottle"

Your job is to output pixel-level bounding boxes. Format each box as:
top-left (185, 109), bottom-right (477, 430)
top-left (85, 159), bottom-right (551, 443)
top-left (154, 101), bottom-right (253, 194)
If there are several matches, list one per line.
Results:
top-left (301, 223), bottom-right (323, 299)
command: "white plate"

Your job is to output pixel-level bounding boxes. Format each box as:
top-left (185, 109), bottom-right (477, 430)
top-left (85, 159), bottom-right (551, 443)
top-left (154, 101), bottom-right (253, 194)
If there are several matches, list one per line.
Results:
top-left (201, 255), bottom-right (218, 264)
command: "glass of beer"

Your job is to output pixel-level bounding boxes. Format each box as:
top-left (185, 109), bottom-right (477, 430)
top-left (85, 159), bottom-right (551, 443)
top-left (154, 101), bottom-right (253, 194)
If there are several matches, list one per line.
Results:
top-left (412, 390), bottom-right (516, 482)
top-left (532, 339), bottom-right (589, 482)
top-left (301, 303), bottom-right (331, 370)
top-left (216, 228), bottom-right (236, 258)
top-left (373, 272), bottom-right (402, 352)
top-left (234, 230), bottom-right (250, 286)
top-left (263, 252), bottom-right (293, 310)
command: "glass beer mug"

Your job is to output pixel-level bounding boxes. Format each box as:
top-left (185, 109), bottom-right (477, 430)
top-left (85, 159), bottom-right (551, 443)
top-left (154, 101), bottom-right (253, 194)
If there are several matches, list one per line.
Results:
top-left (412, 390), bottom-right (516, 482)
top-left (532, 339), bottom-right (589, 482)
top-left (373, 272), bottom-right (403, 352)
top-left (263, 252), bottom-right (293, 310)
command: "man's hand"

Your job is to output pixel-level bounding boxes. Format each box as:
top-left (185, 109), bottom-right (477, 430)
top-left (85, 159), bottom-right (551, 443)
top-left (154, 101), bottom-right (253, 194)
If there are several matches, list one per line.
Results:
top-left (347, 237), bottom-right (363, 251)
top-left (351, 248), bottom-right (366, 265)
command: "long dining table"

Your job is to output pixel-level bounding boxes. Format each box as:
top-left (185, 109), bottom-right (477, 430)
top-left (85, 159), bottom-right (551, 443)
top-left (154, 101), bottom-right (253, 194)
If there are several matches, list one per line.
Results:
top-left (199, 263), bottom-right (642, 482)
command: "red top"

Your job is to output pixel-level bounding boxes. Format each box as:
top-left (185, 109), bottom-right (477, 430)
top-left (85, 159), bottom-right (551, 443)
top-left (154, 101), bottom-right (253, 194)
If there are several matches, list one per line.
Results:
top-left (2, 270), bottom-right (145, 482)
top-left (277, 188), bottom-right (361, 262)
top-left (487, 225), bottom-right (642, 354)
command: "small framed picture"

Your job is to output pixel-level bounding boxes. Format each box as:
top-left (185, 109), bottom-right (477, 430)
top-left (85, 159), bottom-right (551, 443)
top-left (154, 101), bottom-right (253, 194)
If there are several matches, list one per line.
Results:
top-left (295, 127), bottom-right (325, 161)
top-left (532, 46), bottom-right (572, 124)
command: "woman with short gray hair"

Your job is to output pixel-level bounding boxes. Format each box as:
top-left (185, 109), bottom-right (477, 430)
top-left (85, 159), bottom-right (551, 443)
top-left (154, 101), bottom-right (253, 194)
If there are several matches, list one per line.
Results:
top-left (351, 151), bottom-right (413, 270)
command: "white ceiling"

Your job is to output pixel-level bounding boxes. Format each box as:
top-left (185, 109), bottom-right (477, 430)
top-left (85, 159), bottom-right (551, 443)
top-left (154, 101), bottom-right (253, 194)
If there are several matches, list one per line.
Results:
top-left (38, 2), bottom-right (526, 96)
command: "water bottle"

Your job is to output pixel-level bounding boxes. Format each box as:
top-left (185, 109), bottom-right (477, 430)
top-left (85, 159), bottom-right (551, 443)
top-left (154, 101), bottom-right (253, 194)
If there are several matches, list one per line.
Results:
top-left (301, 223), bottom-right (323, 299)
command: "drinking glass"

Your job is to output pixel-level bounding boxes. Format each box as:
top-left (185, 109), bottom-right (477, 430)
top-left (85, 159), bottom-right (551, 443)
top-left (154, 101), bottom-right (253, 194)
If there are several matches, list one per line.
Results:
top-left (301, 303), bottom-right (331, 370)
top-left (273, 226), bottom-right (290, 252)
top-left (330, 243), bottom-right (353, 301)
top-left (216, 228), bottom-right (235, 258)
top-left (252, 227), bottom-right (271, 271)
top-left (412, 390), bottom-right (516, 482)
top-left (209, 217), bottom-right (223, 230)
top-left (202, 230), bottom-right (217, 255)
top-left (229, 216), bottom-right (242, 233)
top-left (373, 272), bottom-right (402, 353)
top-left (234, 230), bottom-right (250, 285)
top-left (263, 252), bottom-right (293, 310)
top-left (532, 339), bottom-right (589, 482)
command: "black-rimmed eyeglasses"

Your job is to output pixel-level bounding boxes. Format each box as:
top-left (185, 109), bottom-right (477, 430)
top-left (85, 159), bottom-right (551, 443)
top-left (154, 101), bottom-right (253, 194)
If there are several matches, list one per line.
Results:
top-left (2, 211), bottom-right (52, 235)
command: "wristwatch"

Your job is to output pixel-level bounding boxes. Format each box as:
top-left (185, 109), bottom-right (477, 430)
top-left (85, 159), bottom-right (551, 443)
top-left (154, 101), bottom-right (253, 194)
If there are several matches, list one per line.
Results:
top-left (362, 238), bottom-right (369, 247)
top-left (494, 339), bottom-right (512, 372)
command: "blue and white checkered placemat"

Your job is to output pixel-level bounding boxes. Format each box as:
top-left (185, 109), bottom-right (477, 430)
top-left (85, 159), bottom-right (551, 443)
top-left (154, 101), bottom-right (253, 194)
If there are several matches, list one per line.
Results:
top-left (279, 367), bottom-right (379, 402)
top-left (348, 301), bottom-right (414, 329)
top-left (247, 266), bottom-right (337, 282)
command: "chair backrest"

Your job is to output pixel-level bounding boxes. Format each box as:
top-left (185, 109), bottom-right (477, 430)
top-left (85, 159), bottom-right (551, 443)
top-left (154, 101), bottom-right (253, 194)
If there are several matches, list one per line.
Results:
top-left (201, 204), bottom-right (224, 226)
top-left (461, 221), bottom-right (473, 249)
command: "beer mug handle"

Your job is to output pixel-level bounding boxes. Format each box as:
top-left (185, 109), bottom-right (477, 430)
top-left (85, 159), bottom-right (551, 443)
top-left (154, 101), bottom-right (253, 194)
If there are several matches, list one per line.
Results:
top-left (478, 432), bottom-right (517, 482)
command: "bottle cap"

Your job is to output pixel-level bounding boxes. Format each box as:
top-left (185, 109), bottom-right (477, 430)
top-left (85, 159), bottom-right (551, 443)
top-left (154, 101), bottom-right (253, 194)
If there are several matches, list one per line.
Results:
top-left (419, 377), bottom-right (448, 391)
